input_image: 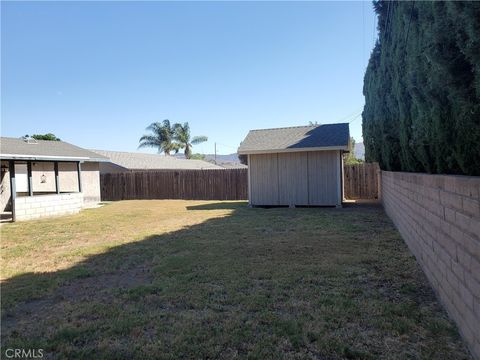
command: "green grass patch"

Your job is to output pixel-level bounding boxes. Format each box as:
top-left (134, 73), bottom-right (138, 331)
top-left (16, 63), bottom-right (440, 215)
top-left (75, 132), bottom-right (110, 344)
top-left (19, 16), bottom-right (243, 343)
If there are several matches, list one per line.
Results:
top-left (1, 200), bottom-right (471, 359)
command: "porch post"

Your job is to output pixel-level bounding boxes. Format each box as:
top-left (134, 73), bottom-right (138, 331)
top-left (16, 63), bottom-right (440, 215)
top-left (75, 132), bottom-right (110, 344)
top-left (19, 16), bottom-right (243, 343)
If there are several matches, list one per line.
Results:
top-left (77, 162), bottom-right (83, 193)
top-left (27, 161), bottom-right (33, 196)
top-left (9, 160), bottom-right (16, 222)
top-left (54, 162), bottom-right (60, 194)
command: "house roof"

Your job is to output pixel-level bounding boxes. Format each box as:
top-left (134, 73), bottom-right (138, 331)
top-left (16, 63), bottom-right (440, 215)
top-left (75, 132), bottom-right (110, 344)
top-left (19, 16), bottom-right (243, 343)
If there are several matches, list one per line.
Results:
top-left (219, 163), bottom-right (248, 169)
top-left (237, 123), bottom-right (350, 155)
top-left (91, 149), bottom-right (225, 170)
top-left (0, 137), bottom-right (110, 162)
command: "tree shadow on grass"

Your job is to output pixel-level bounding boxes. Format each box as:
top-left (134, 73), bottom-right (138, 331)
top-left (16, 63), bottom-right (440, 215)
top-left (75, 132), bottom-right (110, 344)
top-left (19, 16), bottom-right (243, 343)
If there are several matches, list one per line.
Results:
top-left (0, 203), bottom-right (471, 359)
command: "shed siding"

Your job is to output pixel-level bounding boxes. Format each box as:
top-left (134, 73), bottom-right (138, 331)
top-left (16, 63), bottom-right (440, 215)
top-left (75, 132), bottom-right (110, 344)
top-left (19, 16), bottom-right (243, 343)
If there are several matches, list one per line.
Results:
top-left (249, 150), bottom-right (340, 206)
top-left (250, 153), bottom-right (280, 205)
top-left (278, 152), bottom-right (309, 205)
top-left (307, 151), bottom-right (339, 206)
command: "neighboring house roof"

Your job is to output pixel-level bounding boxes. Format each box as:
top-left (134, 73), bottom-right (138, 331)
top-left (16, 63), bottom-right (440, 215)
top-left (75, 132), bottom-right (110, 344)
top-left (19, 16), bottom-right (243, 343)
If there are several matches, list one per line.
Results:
top-left (219, 163), bottom-right (248, 169)
top-left (91, 150), bottom-right (225, 170)
top-left (0, 137), bottom-right (110, 162)
top-left (237, 123), bottom-right (350, 155)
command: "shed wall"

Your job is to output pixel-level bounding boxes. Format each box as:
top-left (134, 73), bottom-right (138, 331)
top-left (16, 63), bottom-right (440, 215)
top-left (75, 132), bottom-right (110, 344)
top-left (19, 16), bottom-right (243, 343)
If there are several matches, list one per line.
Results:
top-left (249, 153), bottom-right (280, 205)
top-left (307, 151), bottom-right (339, 205)
top-left (249, 151), bottom-right (341, 206)
top-left (278, 152), bottom-right (309, 205)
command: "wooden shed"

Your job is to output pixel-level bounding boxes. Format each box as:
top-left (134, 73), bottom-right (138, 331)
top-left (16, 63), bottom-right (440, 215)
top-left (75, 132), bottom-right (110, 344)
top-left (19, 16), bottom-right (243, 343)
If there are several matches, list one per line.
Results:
top-left (238, 123), bottom-right (349, 207)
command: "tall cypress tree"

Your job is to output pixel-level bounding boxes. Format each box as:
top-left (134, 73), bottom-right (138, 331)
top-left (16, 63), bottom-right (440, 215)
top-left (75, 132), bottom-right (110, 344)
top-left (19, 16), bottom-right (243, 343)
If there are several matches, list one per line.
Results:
top-left (363, 1), bottom-right (480, 175)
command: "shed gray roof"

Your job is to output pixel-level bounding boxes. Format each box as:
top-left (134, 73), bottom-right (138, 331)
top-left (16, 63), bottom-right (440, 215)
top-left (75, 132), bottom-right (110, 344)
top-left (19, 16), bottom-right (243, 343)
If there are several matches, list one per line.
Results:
top-left (237, 123), bottom-right (350, 154)
top-left (0, 137), bottom-right (109, 162)
top-left (91, 149), bottom-right (224, 170)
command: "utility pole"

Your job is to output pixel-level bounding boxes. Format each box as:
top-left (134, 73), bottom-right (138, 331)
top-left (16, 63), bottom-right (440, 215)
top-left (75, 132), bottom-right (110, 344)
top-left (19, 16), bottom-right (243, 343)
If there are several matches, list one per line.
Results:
top-left (214, 142), bottom-right (217, 164)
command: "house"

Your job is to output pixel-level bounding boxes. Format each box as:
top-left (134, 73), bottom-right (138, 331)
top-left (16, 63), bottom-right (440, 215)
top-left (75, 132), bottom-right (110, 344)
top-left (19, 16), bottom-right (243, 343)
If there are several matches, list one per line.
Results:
top-left (237, 123), bottom-right (349, 207)
top-left (91, 150), bottom-right (224, 173)
top-left (0, 137), bottom-right (109, 221)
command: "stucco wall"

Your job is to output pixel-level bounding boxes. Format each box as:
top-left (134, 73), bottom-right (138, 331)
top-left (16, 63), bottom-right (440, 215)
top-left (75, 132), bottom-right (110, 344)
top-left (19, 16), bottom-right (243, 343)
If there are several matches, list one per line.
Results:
top-left (382, 171), bottom-right (480, 359)
top-left (1, 160), bottom-right (12, 212)
top-left (0, 161), bottom-right (101, 214)
top-left (15, 193), bottom-right (84, 221)
top-left (58, 162), bottom-right (80, 192)
top-left (29, 161), bottom-right (100, 202)
top-left (31, 162), bottom-right (56, 192)
top-left (81, 162), bottom-right (101, 204)
top-left (99, 162), bottom-right (128, 174)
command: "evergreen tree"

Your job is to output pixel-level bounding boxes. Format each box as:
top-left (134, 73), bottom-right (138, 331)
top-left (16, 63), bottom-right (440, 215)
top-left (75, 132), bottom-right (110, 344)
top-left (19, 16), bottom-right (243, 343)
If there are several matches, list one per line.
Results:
top-left (363, 1), bottom-right (480, 175)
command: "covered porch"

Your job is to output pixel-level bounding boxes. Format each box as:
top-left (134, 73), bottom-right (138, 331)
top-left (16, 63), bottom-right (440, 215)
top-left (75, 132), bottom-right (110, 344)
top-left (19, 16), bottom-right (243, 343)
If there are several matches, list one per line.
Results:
top-left (1, 159), bottom-right (84, 222)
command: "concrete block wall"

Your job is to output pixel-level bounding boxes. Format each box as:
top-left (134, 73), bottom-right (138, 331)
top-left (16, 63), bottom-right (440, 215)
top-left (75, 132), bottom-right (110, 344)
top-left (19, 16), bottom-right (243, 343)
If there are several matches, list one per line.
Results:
top-left (382, 171), bottom-right (480, 359)
top-left (14, 193), bottom-right (84, 221)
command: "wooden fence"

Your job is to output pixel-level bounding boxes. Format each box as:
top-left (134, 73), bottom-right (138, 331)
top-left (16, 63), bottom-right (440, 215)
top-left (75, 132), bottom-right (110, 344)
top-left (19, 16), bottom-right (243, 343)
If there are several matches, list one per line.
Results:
top-left (101, 164), bottom-right (379, 202)
top-left (343, 163), bottom-right (380, 199)
top-left (100, 169), bottom-right (248, 201)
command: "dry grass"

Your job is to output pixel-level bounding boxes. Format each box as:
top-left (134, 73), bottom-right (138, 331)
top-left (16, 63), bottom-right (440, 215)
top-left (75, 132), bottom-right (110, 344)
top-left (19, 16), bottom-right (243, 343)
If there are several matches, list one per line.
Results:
top-left (1, 200), bottom-right (472, 359)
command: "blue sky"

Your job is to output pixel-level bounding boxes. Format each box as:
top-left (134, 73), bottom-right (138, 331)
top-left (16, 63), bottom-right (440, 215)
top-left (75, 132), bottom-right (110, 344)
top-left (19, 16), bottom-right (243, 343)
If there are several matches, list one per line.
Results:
top-left (2, 1), bottom-right (376, 155)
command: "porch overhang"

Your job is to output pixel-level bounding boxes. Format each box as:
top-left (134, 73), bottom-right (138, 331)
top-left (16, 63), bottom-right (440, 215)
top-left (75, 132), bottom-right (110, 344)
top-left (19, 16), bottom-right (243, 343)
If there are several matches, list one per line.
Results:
top-left (1, 158), bottom-right (87, 222)
top-left (0, 154), bottom-right (108, 162)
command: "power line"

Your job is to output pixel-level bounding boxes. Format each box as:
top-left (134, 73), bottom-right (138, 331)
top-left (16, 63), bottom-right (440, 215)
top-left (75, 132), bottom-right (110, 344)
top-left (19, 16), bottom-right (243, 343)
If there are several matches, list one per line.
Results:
top-left (334, 107), bottom-right (363, 123)
top-left (348, 113), bottom-right (362, 124)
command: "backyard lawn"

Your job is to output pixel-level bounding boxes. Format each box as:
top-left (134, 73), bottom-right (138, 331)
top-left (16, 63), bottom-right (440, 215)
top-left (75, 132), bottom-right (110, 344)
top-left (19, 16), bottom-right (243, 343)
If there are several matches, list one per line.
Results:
top-left (1, 200), bottom-right (472, 359)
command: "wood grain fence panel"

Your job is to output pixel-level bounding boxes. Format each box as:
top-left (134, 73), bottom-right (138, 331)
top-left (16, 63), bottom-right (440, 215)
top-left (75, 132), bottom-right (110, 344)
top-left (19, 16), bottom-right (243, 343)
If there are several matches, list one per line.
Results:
top-left (100, 169), bottom-right (248, 201)
top-left (344, 163), bottom-right (380, 199)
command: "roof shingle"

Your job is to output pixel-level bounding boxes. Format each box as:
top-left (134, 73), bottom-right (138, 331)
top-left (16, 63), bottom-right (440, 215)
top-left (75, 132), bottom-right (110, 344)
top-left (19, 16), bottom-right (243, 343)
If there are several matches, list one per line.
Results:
top-left (91, 150), bottom-right (224, 170)
top-left (0, 137), bottom-right (109, 162)
top-left (237, 123), bottom-right (349, 154)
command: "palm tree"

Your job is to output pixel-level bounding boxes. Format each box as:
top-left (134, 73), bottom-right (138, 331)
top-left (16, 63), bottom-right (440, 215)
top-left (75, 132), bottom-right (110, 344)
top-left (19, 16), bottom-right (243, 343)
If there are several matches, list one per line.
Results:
top-left (138, 120), bottom-right (180, 155)
top-left (173, 122), bottom-right (208, 159)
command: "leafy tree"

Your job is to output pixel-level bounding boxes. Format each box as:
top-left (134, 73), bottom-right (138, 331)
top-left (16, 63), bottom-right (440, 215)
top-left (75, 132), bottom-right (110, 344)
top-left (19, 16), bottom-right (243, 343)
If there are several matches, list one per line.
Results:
top-left (173, 122), bottom-right (208, 159)
top-left (363, 1), bottom-right (480, 175)
top-left (138, 120), bottom-right (180, 155)
top-left (344, 137), bottom-right (364, 165)
top-left (24, 133), bottom-right (61, 141)
top-left (238, 154), bottom-right (248, 165)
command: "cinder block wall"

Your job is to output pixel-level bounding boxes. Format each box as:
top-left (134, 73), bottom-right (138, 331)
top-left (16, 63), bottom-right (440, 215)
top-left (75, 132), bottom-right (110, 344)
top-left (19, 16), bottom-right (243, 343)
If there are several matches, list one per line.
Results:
top-left (15, 193), bottom-right (84, 221)
top-left (382, 171), bottom-right (480, 359)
